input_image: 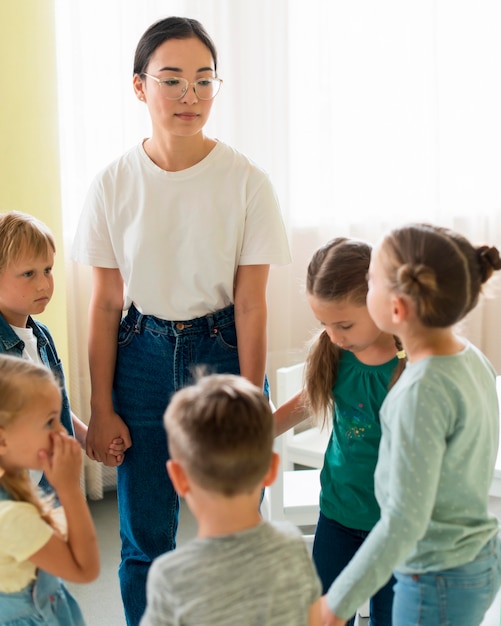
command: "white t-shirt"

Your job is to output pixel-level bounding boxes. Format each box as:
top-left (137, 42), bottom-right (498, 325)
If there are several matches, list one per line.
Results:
top-left (73, 141), bottom-right (291, 320)
top-left (10, 325), bottom-right (44, 485)
top-left (10, 325), bottom-right (41, 365)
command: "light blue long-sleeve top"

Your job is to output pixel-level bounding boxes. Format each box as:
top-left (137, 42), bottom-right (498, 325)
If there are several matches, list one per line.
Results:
top-left (326, 340), bottom-right (500, 619)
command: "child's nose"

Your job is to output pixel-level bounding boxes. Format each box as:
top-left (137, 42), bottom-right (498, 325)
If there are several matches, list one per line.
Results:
top-left (326, 327), bottom-right (342, 345)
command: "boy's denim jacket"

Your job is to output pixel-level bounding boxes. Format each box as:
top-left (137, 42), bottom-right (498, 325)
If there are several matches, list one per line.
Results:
top-left (0, 312), bottom-right (74, 436)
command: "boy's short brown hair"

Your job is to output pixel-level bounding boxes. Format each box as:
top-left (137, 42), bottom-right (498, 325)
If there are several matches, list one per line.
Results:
top-left (164, 374), bottom-right (273, 496)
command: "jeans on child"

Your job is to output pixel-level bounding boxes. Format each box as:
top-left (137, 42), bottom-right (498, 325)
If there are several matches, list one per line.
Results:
top-left (312, 512), bottom-right (394, 626)
top-left (113, 303), bottom-right (243, 626)
top-left (392, 534), bottom-right (501, 626)
top-left (0, 569), bottom-right (84, 626)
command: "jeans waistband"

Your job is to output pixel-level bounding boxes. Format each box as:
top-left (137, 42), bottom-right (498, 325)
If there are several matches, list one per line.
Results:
top-left (126, 302), bottom-right (235, 336)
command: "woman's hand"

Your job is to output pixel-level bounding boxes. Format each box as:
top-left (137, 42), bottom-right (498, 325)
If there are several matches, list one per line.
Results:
top-left (86, 409), bottom-right (131, 466)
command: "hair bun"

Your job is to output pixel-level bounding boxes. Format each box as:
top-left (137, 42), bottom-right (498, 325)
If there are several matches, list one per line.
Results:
top-left (396, 263), bottom-right (437, 296)
top-left (477, 245), bottom-right (501, 282)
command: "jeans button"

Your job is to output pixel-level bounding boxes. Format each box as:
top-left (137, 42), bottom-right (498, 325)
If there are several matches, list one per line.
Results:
top-left (176, 323), bottom-right (185, 330)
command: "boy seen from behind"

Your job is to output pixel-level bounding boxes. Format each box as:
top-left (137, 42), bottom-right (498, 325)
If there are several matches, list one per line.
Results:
top-left (140, 373), bottom-right (322, 626)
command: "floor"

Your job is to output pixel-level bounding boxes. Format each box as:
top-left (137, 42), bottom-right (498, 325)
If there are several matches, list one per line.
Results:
top-left (69, 493), bottom-right (501, 626)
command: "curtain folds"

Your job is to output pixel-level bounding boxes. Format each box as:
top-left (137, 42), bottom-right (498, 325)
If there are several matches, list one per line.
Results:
top-left (56, 0), bottom-right (501, 498)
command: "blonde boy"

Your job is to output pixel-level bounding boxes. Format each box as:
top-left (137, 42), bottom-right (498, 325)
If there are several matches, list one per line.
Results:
top-left (0, 211), bottom-right (123, 476)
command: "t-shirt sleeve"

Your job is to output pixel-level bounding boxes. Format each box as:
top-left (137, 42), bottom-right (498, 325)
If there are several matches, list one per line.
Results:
top-left (326, 380), bottom-right (450, 618)
top-left (72, 173), bottom-right (119, 268)
top-left (0, 501), bottom-right (53, 561)
top-left (239, 170), bottom-right (292, 266)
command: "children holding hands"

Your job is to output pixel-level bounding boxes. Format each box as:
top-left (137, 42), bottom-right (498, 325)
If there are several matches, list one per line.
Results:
top-left (321, 223), bottom-right (501, 626)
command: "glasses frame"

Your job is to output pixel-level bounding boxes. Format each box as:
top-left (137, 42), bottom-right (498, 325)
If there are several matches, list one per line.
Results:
top-left (142, 73), bottom-right (223, 101)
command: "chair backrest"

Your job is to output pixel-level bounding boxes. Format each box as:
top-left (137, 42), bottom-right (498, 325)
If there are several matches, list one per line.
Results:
top-left (262, 363), bottom-right (321, 529)
top-left (276, 362), bottom-right (332, 471)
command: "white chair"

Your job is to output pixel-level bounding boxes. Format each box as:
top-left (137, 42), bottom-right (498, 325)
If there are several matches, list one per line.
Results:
top-left (262, 363), bottom-right (326, 545)
top-left (273, 362), bottom-right (332, 471)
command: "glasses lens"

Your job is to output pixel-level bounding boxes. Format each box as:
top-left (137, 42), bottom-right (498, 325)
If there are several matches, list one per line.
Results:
top-left (160, 78), bottom-right (188, 100)
top-left (195, 78), bottom-right (221, 100)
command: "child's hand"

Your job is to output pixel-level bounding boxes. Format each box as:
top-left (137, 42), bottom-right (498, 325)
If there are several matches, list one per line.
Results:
top-left (39, 431), bottom-right (82, 495)
top-left (107, 437), bottom-right (126, 465)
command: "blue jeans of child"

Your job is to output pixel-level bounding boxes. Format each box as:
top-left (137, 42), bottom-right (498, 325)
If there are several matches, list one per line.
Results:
top-left (392, 534), bottom-right (501, 626)
top-left (0, 569), bottom-right (84, 625)
top-left (312, 512), bottom-right (394, 626)
top-left (113, 303), bottom-right (242, 626)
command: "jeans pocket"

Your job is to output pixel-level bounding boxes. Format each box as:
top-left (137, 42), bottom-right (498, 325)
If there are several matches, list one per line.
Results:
top-left (214, 321), bottom-right (238, 351)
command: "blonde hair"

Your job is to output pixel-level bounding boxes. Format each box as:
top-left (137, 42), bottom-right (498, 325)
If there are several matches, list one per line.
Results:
top-left (380, 223), bottom-right (501, 327)
top-left (0, 355), bottom-right (60, 528)
top-left (0, 211), bottom-right (56, 272)
top-left (164, 374), bottom-right (273, 496)
top-left (304, 238), bottom-right (405, 426)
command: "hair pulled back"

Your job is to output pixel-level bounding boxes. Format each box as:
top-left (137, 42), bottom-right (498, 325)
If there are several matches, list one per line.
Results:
top-left (381, 223), bottom-right (501, 327)
top-left (133, 16), bottom-right (218, 77)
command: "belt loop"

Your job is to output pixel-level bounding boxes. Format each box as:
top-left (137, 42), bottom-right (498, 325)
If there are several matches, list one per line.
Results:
top-left (206, 312), bottom-right (217, 337)
top-left (131, 303), bottom-right (144, 333)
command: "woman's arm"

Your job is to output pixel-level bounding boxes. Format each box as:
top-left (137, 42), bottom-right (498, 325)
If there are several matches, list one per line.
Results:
top-left (86, 267), bottom-right (131, 466)
top-left (29, 432), bottom-right (99, 583)
top-left (233, 264), bottom-right (269, 389)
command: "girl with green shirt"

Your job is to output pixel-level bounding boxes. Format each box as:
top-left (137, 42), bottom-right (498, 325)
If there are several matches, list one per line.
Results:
top-left (274, 238), bottom-right (405, 626)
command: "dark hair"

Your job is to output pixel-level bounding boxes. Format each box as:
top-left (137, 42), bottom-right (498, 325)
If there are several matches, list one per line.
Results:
top-left (304, 238), bottom-right (405, 423)
top-left (381, 223), bottom-right (501, 327)
top-left (133, 16), bottom-right (218, 77)
top-left (164, 374), bottom-right (273, 496)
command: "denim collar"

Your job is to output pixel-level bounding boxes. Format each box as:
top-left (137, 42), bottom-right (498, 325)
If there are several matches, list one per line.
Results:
top-left (0, 313), bottom-right (48, 352)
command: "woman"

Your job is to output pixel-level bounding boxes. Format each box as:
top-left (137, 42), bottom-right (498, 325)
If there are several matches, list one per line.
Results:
top-left (73, 16), bottom-right (291, 625)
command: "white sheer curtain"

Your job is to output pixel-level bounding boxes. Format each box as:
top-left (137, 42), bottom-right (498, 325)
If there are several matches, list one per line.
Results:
top-left (56, 0), bottom-right (501, 497)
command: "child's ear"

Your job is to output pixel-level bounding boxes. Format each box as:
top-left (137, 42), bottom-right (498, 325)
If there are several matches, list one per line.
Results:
top-left (0, 428), bottom-right (8, 455)
top-left (262, 451), bottom-right (280, 487)
top-left (391, 294), bottom-right (409, 324)
top-left (166, 459), bottom-right (190, 496)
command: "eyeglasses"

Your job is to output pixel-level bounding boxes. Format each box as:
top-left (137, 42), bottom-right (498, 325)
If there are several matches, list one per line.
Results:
top-left (142, 73), bottom-right (223, 101)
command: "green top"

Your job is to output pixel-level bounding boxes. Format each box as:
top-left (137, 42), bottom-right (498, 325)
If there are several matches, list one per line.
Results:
top-left (327, 341), bottom-right (500, 619)
top-left (320, 350), bottom-right (398, 530)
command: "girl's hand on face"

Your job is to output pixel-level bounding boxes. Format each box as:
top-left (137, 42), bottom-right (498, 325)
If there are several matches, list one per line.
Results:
top-left (39, 431), bottom-right (82, 494)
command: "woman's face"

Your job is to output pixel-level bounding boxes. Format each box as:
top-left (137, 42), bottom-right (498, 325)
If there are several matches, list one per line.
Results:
top-left (135, 36), bottom-right (217, 139)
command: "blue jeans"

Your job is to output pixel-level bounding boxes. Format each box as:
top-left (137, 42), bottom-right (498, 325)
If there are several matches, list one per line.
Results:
top-left (0, 569), bottom-right (84, 625)
top-left (392, 535), bottom-right (501, 626)
top-left (113, 303), bottom-right (242, 626)
top-left (312, 512), bottom-right (394, 626)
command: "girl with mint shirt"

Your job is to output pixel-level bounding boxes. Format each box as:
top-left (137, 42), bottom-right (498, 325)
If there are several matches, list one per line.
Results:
top-left (322, 223), bottom-right (501, 626)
